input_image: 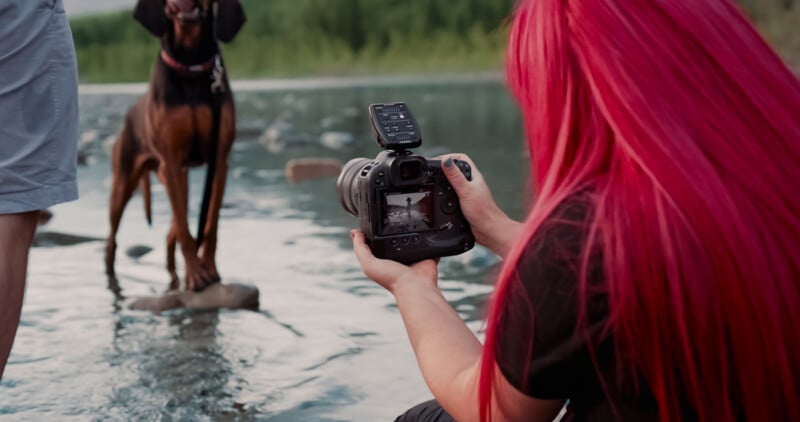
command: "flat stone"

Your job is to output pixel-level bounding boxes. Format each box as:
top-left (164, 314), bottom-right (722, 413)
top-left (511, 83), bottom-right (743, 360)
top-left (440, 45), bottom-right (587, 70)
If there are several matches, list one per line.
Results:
top-left (285, 158), bottom-right (343, 183)
top-left (129, 283), bottom-right (260, 314)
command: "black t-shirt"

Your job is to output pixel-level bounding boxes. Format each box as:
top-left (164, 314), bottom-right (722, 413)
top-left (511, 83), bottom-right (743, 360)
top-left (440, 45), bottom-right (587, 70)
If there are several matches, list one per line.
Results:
top-left (495, 193), bottom-right (666, 421)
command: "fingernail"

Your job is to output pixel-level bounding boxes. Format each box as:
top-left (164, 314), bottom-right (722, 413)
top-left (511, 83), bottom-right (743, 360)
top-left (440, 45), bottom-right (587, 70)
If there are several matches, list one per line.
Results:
top-left (350, 230), bottom-right (356, 239)
top-left (444, 158), bottom-right (453, 168)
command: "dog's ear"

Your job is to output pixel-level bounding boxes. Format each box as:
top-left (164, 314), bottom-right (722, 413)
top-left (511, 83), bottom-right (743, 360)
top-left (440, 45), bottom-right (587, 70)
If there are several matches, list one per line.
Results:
top-left (134, 0), bottom-right (168, 37)
top-left (216, 0), bottom-right (246, 43)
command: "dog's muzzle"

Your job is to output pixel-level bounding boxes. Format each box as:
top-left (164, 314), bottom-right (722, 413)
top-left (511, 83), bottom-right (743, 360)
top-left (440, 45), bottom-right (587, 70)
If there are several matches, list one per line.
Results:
top-left (177, 8), bottom-right (203, 25)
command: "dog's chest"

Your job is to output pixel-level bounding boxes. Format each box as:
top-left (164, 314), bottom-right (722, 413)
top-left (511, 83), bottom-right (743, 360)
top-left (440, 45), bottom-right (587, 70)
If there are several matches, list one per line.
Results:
top-left (152, 103), bottom-right (216, 167)
top-left (162, 75), bottom-right (216, 107)
top-left (184, 105), bottom-right (215, 167)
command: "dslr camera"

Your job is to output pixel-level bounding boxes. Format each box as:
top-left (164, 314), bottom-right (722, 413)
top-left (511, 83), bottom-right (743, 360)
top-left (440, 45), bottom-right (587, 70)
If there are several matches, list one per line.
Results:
top-left (337, 102), bottom-right (475, 264)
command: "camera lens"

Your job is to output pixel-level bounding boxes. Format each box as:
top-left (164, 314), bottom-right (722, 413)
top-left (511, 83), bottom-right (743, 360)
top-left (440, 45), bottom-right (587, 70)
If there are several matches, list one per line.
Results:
top-left (336, 158), bottom-right (372, 217)
top-left (399, 160), bottom-right (422, 181)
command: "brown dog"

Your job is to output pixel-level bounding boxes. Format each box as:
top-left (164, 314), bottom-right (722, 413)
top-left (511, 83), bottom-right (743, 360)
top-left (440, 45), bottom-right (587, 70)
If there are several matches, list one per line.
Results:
top-left (105, 0), bottom-right (245, 291)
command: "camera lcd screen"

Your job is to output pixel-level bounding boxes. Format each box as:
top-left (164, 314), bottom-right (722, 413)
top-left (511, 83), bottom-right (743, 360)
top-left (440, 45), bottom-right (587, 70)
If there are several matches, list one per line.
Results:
top-left (380, 189), bottom-right (435, 236)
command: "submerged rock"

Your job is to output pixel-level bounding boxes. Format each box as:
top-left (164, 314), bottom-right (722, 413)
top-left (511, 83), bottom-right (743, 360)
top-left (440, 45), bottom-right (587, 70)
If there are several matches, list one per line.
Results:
top-left (32, 231), bottom-right (104, 248)
top-left (442, 245), bottom-right (501, 276)
top-left (236, 125), bottom-right (265, 140)
top-left (125, 245), bottom-right (153, 260)
top-left (77, 129), bottom-right (113, 166)
top-left (320, 131), bottom-right (354, 150)
top-left (259, 122), bottom-right (314, 153)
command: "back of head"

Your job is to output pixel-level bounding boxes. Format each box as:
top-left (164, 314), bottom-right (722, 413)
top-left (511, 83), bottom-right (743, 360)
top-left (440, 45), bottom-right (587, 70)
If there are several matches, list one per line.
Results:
top-left (481, 0), bottom-right (800, 420)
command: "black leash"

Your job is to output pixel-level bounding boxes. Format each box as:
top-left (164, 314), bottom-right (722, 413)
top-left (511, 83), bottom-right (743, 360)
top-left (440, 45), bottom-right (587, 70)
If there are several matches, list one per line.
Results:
top-left (196, 0), bottom-right (224, 251)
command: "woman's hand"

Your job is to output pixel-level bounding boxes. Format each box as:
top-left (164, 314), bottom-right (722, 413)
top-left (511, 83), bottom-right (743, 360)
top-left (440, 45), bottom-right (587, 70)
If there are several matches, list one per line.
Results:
top-left (350, 230), bottom-right (439, 294)
top-left (439, 153), bottom-right (523, 258)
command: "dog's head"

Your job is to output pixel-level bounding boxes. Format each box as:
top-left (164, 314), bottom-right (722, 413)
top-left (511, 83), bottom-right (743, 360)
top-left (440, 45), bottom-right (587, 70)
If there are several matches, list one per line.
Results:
top-left (134, 0), bottom-right (245, 47)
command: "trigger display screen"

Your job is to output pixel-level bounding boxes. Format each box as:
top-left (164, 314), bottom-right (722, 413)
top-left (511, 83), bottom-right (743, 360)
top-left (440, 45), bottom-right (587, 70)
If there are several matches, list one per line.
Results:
top-left (371, 103), bottom-right (421, 148)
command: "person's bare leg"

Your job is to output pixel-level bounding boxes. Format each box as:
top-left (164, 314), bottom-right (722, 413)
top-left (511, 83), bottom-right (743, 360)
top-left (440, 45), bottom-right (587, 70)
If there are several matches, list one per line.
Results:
top-left (0, 211), bottom-right (39, 380)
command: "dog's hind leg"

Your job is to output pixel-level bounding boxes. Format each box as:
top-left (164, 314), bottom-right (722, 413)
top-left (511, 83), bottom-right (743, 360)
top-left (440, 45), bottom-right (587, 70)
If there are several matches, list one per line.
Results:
top-left (155, 171), bottom-right (185, 291)
top-left (141, 171), bottom-right (153, 227)
top-left (166, 220), bottom-right (179, 290)
top-left (106, 154), bottom-right (151, 283)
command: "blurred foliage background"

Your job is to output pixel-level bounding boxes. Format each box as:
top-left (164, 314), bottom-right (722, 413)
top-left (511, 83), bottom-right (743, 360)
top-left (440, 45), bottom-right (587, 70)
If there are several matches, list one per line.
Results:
top-left (69, 0), bottom-right (798, 83)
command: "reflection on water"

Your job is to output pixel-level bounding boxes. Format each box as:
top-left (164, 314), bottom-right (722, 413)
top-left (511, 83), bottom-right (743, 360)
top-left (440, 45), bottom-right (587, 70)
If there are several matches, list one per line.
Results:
top-left (0, 77), bottom-right (525, 421)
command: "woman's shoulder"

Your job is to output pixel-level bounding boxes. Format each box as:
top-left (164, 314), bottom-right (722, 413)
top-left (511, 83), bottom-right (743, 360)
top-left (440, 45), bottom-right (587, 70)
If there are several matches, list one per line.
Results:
top-left (527, 189), bottom-right (597, 259)
top-left (549, 188), bottom-right (595, 223)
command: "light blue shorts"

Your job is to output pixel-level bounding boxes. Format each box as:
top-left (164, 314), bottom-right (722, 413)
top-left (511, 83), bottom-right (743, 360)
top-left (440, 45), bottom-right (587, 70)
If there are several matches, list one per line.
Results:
top-left (0, 0), bottom-right (79, 214)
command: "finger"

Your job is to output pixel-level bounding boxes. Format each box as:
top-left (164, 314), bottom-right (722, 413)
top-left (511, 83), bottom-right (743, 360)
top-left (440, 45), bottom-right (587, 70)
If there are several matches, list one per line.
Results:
top-left (439, 153), bottom-right (477, 169)
top-left (441, 156), bottom-right (472, 196)
top-left (351, 230), bottom-right (378, 271)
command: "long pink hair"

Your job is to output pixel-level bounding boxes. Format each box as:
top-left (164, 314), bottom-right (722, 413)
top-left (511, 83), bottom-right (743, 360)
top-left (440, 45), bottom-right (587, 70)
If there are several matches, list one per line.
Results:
top-left (479, 0), bottom-right (800, 421)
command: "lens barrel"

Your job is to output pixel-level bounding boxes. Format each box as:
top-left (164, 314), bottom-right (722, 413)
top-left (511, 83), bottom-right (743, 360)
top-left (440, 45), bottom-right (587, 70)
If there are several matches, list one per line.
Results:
top-left (336, 158), bottom-right (372, 217)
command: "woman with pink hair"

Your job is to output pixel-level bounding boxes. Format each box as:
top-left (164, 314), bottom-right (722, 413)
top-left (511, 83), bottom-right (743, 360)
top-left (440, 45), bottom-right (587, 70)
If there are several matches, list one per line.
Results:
top-left (351, 0), bottom-right (800, 420)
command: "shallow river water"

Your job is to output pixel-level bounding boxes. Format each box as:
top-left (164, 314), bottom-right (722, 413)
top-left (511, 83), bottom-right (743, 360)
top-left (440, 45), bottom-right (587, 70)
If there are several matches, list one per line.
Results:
top-left (0, 76), bottom-right (528, 421)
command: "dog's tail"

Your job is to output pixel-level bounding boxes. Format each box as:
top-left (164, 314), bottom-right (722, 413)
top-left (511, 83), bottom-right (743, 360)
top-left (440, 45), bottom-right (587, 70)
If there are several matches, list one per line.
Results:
top-left (141, 171), bottom-right (152, 226)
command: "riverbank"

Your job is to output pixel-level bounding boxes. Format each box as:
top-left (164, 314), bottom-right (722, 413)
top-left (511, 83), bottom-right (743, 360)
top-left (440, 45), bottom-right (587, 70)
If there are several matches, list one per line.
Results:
top-left (77, 72), bottom-right (505, 95)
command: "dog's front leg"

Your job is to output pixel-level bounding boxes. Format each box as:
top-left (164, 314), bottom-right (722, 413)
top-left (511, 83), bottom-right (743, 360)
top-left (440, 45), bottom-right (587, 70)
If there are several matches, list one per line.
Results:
top-left (198, 157), bottom-right (228, 281)
top-left (198, 105), bottom-right (236, 281)
top-left (158, 165), bottom-right (217, 290)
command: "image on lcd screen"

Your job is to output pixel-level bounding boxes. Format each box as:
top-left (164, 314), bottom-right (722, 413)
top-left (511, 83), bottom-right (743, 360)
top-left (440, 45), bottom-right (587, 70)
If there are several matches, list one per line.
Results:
top-left (381, 190), bottom-right (434, 235)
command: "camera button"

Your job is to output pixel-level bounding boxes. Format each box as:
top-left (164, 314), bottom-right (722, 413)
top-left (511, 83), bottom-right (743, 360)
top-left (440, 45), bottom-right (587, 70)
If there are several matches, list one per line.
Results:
top-left (391, 239), bottom-right (399, 246)
top-left (412, 235), bottom-right (420, 244)
top-left (402, 237), bottom-right (410, 245)
top-left (442, 197), bottom-right (457, 214)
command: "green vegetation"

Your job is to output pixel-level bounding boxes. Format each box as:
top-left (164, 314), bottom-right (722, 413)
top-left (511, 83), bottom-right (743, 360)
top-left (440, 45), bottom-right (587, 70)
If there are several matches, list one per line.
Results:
top-left (740, 0), bottom-right (800, 69)
top-left (70, 0), bottom-right (515, 82)
top-left (70, 0), bottom-right (797, 83)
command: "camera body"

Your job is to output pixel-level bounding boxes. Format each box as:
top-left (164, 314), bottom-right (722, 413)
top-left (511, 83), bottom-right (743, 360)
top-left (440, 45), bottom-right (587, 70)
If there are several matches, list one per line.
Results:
top-left (337, 103), bottom-right (475, 264)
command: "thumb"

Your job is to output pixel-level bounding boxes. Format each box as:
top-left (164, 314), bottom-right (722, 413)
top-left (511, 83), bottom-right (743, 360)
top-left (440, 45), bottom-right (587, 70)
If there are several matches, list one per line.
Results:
top-left (441, 158), bottom-right (470, 197)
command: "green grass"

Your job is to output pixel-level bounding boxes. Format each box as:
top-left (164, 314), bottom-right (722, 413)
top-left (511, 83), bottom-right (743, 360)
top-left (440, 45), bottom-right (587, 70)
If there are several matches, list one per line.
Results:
top-left (70, 0), bottom-right (797, 83)
top-left (70, 0), bottom-right (513, 83)
top-left (72, 30), bottom-right (508, 83)
top-left (755, 7), bottom-right (800, 70)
